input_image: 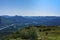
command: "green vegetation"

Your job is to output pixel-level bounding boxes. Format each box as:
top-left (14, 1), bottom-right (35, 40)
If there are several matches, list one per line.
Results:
top-left (1, 26), bottom-right (60, 40)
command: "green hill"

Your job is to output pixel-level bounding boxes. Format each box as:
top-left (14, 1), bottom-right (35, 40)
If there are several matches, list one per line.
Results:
top-left (1, 26), bottom-right (60, 40)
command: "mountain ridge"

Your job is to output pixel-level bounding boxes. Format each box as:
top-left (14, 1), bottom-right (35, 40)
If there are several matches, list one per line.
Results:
top-left (0, 16), bottom-right (60, 31)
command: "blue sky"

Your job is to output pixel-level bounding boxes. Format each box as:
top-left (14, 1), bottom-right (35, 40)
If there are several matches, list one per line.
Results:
top-left (0, 0), bottom-right (60, 16)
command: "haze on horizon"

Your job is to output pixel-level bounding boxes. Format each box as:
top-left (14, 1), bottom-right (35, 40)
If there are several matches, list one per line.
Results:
top-left (0, 0), bottom-right (60, 16)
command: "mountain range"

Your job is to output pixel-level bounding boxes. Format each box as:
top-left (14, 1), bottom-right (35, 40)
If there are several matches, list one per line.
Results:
top-left (0, 16), bottom-right (60, 32)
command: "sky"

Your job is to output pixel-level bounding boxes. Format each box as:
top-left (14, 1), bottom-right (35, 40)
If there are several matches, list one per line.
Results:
top-left (0, 0), bottom-right (60, 16)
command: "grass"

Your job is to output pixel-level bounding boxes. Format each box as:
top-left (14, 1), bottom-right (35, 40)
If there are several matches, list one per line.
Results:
top-left (38, 26), bottom-right (60, 40)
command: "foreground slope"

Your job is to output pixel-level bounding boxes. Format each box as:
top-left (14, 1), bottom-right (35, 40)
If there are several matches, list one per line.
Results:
top-left (1, 26), bottom-right (60, 40)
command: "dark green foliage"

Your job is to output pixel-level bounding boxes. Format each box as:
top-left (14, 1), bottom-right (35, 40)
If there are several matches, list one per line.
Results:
top-left (19, 27), bottom-right (39, 40)
top-left (1, 26), bottom-right (60, 40)
top-left (1, 26), bottom-right (40, 40)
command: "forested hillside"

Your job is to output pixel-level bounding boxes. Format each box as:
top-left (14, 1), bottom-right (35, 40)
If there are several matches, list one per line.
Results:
top-left (1, 26), bottom-right (60, 40)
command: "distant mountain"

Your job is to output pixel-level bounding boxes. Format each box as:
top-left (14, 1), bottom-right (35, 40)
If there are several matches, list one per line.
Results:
top-left (1, 16), bottom-right (60, 26)
top-left (0, 16), bottom-right (60, 32)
